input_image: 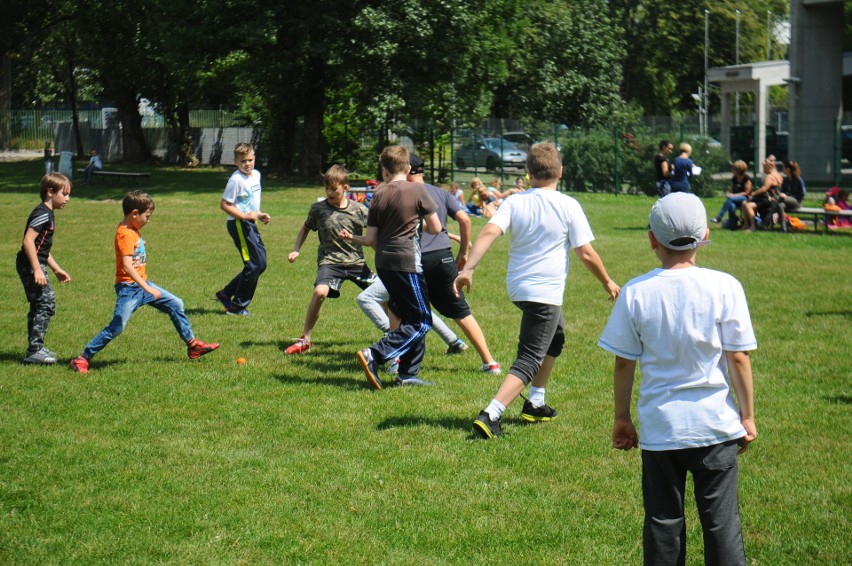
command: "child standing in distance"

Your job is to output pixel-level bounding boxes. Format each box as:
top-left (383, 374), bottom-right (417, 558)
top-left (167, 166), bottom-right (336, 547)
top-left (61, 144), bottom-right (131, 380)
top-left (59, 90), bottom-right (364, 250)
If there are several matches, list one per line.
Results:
top-left (17, 173), bottom-right (73, 364)
top-left (69, 191), bottom-right (219, 373)
top-left (285, 165), bottom-right (375, 354)
top-left (456, 142), bottom-right (620, 439)
top-left (216, 143), bottom-right (270, 316)
top-left (598, 193), bottom-right (757, 565)
top-left (341, 145), bottom-right (442, 389)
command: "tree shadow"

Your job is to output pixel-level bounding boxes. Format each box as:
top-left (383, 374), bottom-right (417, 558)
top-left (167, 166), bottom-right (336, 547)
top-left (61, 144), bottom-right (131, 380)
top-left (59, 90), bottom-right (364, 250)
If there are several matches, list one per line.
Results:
top-left (185, 307), bottom-right (226, 316)
top-left (270, 372), bottom-right (366, 390)
top-left (376, 415), bottom-right (473, 433)
top-left (804, 310), bottom-right (852, 317)
top-left (823, 395), bottom-right (852, 405)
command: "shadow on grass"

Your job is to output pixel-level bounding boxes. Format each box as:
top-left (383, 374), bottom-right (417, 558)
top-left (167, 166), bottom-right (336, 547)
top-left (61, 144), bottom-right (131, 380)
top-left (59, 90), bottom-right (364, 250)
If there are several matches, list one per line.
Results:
top-left (377, 415), bottom-right (472, 432)
top-left (804, 310), bottom-right (852, 317)
top-left (824, 395), bottom-right (852, 405)
top-left (185, 307), bottom-right (227, 316)
top-left (270, 372), bottom-right (366, 390)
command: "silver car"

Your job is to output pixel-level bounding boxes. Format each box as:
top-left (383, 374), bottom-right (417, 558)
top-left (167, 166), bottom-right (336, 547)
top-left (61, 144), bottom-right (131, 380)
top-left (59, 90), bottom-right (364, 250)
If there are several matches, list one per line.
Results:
top-left (455, 138), bottom-right (527, 171)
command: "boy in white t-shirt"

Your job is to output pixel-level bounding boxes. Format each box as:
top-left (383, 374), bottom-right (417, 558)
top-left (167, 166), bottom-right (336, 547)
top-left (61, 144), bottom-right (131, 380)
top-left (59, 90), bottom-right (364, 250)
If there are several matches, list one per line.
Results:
top-left (598, 193), bottom-right (757, 565)
top-left (216, 143), bottom-right (271, 316)
top-left (455, 142), bottom-right (620, 439)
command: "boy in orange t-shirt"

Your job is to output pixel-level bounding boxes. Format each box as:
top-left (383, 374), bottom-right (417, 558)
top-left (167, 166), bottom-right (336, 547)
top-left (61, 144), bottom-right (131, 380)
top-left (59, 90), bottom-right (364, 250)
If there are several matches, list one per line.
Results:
top-left (69, 191), bottom-right (219, 373)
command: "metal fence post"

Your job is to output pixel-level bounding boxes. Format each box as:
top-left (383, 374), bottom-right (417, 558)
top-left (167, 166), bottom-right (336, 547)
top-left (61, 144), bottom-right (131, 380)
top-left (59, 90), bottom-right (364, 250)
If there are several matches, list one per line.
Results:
top-left (450, 127), bottom-right (455, 183)
top-left (834, 119), bottom-right (840, 187)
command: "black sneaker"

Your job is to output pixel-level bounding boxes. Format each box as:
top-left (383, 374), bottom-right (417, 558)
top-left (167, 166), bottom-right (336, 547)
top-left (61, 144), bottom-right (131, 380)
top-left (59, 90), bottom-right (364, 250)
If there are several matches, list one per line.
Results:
top-left (520, 400), bottom-right (558, 422)
top-left (472, 410), bottom-right (503, 439)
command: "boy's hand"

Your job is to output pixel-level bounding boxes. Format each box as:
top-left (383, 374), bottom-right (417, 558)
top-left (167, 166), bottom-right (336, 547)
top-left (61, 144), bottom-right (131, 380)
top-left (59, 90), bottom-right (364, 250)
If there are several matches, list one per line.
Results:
top-left (33, 267), bottom-right (48, 287)
top-left (456, 253), bottom-right (468, 271)
top-left (146, 287), bottom-right (162, 301)
top-left (612, 418), bottom-right (639, 450)
top-left (256, 212), bottom-right (271, 224)
top-left (54, 269), bottom-right (71, 283)
top-left (288, 251), bottom-right (300, 263)
top-left (738, 418), bottom-right (757, 454)
top-left (339, 229), bottom-right (352, 241)
top-left (454, 270), bottom-right (473, 298)
top-left (604, 280), bottom-right (620, 301)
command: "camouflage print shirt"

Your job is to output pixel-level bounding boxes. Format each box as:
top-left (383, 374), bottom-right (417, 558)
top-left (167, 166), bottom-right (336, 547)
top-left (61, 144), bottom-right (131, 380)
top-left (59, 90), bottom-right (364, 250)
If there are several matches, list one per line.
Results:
top-left (305, 199), bottom-right (369, 267)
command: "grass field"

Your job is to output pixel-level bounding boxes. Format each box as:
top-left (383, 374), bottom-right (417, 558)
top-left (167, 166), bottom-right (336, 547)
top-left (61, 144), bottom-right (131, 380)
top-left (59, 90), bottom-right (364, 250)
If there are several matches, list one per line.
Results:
top-left (0, 159), bottom-right (850, 564)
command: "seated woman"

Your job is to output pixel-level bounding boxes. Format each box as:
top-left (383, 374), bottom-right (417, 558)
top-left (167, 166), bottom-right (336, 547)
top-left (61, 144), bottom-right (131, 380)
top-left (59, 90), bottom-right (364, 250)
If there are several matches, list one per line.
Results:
top-left (669, 142), bottom-right (695, 193)
top-left (466, 177), bottom-right (496, 216)
top-left (742, 157), bottom-right (783, 231)
top-left (447, 181), bottom-right (465, 206)
top-left (773, 161), bottom-right (805, 232)
top-left (487, 177), bottom-right (521, 203)
top-left (712, 160), bottom-right (752, 229)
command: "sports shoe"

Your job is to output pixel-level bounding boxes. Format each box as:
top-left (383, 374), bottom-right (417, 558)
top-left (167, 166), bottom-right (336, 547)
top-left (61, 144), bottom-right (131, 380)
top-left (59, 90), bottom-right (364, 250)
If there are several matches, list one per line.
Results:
top-left (520, 400), bottom-right (559, 422)
top-left (226, 307), bottom-right (250, 316)
top-left (481, 361), bottom-right (502, 375)
top-left (472, 410), bottom-right (503, 439)
top-left (395, 375), bottom-right (435, 386)
top-left (357, 348), bottom-right (382, 390)
top-left (23, 348), bottom-right (58, 365)
top-left (446, 339), bottom-right (468, 355)
top-left (187, 339), bottom-right (220, 359)
top-left (386, 357), bottom-right (400, 375)
top-left (215, 290), bottom-right (232, 310)
top-left (68, 355), bottom-right (89, 373)
top-left (711, 216), bottom-right (721, 224)
top-left (285, 336), bottom-right (311, 355)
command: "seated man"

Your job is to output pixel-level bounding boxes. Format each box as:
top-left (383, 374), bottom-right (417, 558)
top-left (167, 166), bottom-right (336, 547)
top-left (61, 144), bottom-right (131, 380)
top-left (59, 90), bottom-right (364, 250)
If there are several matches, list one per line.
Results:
top-left (84, 150), bottom-right (103, 185)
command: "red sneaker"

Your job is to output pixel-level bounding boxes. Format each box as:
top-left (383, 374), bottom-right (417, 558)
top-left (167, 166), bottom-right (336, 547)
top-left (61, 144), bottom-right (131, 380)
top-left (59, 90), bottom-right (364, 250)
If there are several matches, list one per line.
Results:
top-left (285, 336), bottom-right (311, 355)
top-left (188, 339), bottom-right (220, 359)
top-left (69, 355), bottom-right (90, 374)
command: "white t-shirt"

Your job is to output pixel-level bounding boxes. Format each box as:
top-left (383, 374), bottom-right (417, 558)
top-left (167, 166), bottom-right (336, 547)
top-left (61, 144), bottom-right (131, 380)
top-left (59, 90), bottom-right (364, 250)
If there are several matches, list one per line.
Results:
top-left (598, 266), bottom-right (757, 451)
top-left (222, 169), bottom-right (262, 220)
top-left (488, 188), bottom-right (594, 305)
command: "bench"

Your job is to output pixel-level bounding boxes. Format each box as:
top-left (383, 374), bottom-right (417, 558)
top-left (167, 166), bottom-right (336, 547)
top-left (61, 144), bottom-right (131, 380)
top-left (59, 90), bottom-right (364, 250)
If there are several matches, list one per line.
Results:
top-left (787, 207), bottom-right (852, 233)
top-left (76, 169), bottom-right (151, 186)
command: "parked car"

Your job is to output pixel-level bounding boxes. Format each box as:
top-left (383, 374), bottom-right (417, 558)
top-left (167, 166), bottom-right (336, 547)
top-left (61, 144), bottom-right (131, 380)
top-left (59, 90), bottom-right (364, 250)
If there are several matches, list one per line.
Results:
top-left (503, 131), bottom-right (562, 152)
top-left (729, 125), bottom-right (788, 162)
top-left (455, 138), bottom-right (527, 171)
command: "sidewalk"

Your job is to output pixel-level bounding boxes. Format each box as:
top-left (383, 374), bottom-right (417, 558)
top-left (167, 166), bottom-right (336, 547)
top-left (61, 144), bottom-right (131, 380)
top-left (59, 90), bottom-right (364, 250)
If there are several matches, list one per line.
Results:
top-left (0, 150), bottom-right (43, 162)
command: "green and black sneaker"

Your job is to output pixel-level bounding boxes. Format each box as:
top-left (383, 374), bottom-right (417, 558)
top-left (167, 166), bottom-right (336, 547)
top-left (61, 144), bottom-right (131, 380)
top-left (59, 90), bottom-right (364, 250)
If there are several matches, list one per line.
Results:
top-left (520, 400), bottom-right (558, 423)
top-left (472, 410), bottom-right (503, 439)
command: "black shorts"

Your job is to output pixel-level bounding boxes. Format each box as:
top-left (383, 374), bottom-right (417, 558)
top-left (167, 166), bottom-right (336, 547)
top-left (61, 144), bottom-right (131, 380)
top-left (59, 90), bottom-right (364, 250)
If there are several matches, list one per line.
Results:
top-left (421, 249), bottom-right (471, 320)
top-left (315, 264), bottom-right (375, 298)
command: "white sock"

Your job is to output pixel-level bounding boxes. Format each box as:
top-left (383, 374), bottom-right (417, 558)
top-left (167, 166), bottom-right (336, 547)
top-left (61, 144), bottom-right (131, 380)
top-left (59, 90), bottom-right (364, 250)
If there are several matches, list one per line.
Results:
top-left (484, 399), bottom-right (506, 421)
top-left (528, 386), bottom-right (546, 408)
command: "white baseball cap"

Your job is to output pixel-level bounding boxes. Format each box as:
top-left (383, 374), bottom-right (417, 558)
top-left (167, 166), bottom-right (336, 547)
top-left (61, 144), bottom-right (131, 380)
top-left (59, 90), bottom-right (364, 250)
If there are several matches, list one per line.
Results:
top-left (649, 193), bottom-right (710, 251)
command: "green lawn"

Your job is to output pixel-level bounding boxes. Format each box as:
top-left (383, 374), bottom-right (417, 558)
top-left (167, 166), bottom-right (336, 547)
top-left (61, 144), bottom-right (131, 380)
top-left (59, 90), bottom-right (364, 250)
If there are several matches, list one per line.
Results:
top-left (0, 160), bottom-right (850, 564)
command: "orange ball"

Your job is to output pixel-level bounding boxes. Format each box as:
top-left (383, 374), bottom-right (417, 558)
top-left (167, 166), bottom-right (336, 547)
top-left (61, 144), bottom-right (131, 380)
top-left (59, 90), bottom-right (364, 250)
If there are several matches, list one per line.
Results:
top-left (236, 357), bottom-right (247, 365)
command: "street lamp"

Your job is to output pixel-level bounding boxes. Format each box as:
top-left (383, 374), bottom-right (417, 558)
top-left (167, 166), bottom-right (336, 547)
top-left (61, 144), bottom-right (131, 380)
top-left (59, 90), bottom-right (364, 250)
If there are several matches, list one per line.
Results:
top-left (735, 9), bottom-right (740, 125)
top-left (704, 9), bottom-right (710, 137)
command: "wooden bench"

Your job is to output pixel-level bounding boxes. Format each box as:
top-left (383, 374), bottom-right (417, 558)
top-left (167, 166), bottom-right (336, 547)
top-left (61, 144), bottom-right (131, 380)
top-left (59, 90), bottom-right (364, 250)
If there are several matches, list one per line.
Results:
top-left (76, 169), bottom-right (151, 186)
top-left (787, 207), bottom-right (852, 233)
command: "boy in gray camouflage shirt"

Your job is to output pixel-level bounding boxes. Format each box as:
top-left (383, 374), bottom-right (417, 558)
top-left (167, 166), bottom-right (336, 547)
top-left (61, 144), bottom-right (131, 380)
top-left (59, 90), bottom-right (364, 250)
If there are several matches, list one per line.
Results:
top-left (285, 165), bottom-right (374, 354)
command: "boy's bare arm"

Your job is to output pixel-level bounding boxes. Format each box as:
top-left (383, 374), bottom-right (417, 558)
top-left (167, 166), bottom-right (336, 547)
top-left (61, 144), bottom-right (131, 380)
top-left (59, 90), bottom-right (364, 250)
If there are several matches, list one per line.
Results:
top-left (573, 243), bottom-right (620, 301)
top-left (288, 225), bottom-right (311, 263)
top-left (453, 210), bottom-right (472, 269)
top-left (423, 212), bottom-right (442, 235)
top-left (339, 226), bottom-right (377, 248)
top-left (121, 255), bottom-right (160, 300)
top-left (454, 223), bottom-right (503, 296)
top-left (21, 228), bottom-right (48, 286)
top-left (612, 356), bottom-right (639, 451)
top-left (220, 200), bottom-right (270, 223)
top-left (46, 253), bottom-right (70, 283)
top-left (726, 350), bottom-right (757, 453)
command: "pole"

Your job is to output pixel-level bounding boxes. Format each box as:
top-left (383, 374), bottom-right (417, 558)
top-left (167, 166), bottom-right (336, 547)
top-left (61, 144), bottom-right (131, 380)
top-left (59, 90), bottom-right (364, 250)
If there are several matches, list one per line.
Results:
top-left (704, 9), bottom-right (709, 138)
top-left (614, 126), bottom-right (620, 196)
top-left (766, 11), bottom-right (772, 59)
top-left (735, 9), bottom-right (740, 126)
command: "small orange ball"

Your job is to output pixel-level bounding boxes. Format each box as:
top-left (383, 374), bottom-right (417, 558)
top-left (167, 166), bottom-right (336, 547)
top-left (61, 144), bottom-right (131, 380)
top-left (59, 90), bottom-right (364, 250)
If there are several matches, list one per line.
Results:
top-left (236, 357), bottom-right (247, 365)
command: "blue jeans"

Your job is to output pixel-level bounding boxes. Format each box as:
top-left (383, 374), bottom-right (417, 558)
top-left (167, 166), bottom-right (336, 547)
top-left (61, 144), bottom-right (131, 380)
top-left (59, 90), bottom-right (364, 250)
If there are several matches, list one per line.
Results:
top-left (716, 195), bottom-right (747, 223)
top-left (82, 282), bottom-right (194, 359)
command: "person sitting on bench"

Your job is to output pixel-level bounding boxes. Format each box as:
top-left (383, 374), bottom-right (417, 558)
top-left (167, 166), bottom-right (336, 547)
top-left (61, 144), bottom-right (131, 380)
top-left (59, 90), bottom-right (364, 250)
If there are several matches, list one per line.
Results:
top-left (84, 150), bottom-right (103, 185)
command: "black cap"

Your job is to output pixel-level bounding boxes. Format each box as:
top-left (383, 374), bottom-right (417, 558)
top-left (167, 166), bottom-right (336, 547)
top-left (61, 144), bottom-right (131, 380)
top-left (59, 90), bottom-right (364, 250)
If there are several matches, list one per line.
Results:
top-left (409, 154), bottom-right (425, 175)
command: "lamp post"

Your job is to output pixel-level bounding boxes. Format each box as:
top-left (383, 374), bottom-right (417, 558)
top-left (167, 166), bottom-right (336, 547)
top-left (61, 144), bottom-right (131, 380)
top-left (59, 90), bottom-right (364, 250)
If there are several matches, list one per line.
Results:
top-left (766, 11), bottom-right (772, 59)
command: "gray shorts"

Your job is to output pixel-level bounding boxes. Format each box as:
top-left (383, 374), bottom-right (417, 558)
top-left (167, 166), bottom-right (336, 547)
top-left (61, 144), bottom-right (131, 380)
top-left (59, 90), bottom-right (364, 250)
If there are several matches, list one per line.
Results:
top-left (315, 264), bottom-right (375, 298)
top-left (510, 301), bottom-right (565, 384)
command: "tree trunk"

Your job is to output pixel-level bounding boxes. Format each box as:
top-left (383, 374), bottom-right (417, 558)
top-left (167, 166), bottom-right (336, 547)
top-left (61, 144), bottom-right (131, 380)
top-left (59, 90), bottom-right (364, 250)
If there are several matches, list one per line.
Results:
top-left (115, 90), bottom-right (149, 163)
top-left (0, 53), bottom-right (11, 148)
top-left (300, 92), bottom-right (324, 180)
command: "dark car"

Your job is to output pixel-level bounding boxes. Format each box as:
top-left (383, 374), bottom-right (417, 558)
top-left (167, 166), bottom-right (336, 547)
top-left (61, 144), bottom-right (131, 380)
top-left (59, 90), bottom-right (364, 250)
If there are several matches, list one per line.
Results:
top-left (729, 125), bottom-right (788, 163)
top-left (454, 138), bottom-right (527, 171)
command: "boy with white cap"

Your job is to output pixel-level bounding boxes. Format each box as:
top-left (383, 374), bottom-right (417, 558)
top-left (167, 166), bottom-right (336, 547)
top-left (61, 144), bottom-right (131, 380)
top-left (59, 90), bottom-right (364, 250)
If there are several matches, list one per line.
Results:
top-left (598, 192), bottom-right (758, 565)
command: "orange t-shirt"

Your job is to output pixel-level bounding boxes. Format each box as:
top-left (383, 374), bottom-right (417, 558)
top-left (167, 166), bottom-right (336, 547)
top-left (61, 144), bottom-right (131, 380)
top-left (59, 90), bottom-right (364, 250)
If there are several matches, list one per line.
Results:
top-left (114, 224), bottom-right (147, 283)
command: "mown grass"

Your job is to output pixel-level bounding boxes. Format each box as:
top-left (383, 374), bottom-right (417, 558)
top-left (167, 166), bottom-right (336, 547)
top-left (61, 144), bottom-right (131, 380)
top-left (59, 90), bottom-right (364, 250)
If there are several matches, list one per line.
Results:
top-left (0, 159), bottom-right (849, 564)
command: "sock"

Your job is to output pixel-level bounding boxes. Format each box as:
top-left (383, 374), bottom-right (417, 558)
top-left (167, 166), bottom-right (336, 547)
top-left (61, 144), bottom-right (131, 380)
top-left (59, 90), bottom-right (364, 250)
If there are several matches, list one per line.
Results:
top-left (484, 399), bottom-right (506, 421)
top-left (187, 338), bottom-right (197, 347)
top-left (529, 386), bottom-right (546, 408)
